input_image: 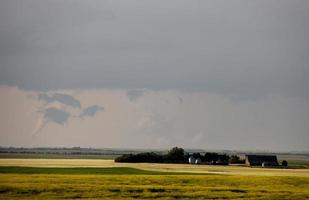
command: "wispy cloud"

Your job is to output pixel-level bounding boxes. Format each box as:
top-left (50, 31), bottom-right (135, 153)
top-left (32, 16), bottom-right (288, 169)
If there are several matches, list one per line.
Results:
top-left (33, 92), bottom-right (104, 136)
top-left (80, 105), bottom-right (104, 118)
top-left (126, 89), bottom-right (146, 101)
top-left (32, 107), bottom-right (70, 137)
top-left (44, 107), bottom-right (70, 124)
top-left (38, 93), bottom-right (81, 108)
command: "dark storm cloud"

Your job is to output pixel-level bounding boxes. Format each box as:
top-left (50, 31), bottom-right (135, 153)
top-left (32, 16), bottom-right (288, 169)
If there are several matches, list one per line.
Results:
top-left (79, 105), bottom-right (104, 118)
top-left (0, 0), bottom-right (308, 99)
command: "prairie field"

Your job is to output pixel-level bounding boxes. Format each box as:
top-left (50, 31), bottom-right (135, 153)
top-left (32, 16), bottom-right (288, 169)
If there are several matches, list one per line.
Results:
top-left (0, 159), bottom-right (308, 177)
top-left (0, 159), bottom-right (309, 199)
top-left (1, 172), bottom-right (309, 200)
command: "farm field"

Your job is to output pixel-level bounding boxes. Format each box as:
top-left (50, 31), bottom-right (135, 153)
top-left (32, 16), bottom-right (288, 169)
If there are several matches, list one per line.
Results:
top-left (0, 159), bottom-right (309, 199)
top-left (0, 153), bottom-right (120, 160)
top-left (0, 159), bottom-right (309, 177)
top-left (0, 168), bottom-right (309, 199)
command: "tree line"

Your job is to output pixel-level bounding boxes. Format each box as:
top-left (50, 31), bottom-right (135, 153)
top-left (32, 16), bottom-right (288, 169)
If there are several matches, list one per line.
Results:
top-left (115, 147), bottom-right (245, 165)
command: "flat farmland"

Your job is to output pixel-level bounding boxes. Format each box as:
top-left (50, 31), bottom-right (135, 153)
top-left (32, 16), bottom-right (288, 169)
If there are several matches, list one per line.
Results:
top-left (0, 159), bottom-right (308, 177)
top-left (0, 159), bottom-right (309, 199)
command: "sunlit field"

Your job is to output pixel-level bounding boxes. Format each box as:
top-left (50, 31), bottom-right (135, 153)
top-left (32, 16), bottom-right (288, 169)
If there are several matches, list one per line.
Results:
top-left (0, 159), bottom-right (309, 199)
top-left (1, 169), bottom-right (309, 199)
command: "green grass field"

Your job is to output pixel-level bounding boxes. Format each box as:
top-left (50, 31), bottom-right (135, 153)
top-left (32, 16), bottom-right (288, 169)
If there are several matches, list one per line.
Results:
top-left (0, 159), bottom-right (309, 199)
top-left (281, 160), bottom-right (309, 168)
top-left (0, 166), bottom-right (210, 175)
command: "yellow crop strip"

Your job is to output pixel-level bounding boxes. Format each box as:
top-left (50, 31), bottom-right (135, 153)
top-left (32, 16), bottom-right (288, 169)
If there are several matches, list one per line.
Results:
top-left (1, 174), bottom-right (309, 199)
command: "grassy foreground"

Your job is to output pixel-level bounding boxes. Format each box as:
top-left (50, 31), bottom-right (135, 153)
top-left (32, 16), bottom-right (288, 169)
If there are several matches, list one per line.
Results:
top-left (0, 173), bottom-right (308, 199)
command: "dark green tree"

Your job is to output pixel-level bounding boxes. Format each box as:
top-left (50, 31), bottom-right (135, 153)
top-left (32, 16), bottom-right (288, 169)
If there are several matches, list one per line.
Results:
top-left (167, 147), bottom-right (185, 162)
top-left (281, 160), bottom-right (288, 167)
top-left (229, 155), bottom-right (245, 164)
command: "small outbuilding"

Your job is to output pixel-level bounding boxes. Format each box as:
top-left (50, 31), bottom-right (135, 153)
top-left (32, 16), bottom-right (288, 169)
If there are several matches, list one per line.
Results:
top-left (195, 158), bottom-right (202, 164)
top-left (245, 155), bottom-right (278, 167)
top-left (188, 156), bottom-right (196, 164)
top-left (189, 156), bottom-right (202, 164)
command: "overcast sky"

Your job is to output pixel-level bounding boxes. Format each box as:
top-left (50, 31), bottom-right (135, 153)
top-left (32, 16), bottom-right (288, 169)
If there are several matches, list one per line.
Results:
top-left (0, 0), bottom-right (308, 151)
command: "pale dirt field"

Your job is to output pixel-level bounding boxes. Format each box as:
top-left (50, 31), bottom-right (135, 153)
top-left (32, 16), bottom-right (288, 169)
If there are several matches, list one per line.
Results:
top-left (1, 159), bottom-right (309, 177)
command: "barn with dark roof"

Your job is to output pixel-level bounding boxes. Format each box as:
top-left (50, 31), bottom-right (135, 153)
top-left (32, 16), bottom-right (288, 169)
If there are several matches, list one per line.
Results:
top-left (245, 155), bottom-right (279, 167)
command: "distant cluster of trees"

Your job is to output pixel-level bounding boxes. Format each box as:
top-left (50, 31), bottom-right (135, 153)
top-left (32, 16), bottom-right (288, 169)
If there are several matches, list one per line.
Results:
top-left (185, 152), bottom-right (244, 165)
top-left (229, 155), bottom-right (245, 164)
top-left (115, 147), bottom-right (245, 165)
top-left (194, 152), bottom-right (230, 165)
top-left (115, 147), bottom-right (186, 163)
top-left (0, 147), bottom-right (134, 155)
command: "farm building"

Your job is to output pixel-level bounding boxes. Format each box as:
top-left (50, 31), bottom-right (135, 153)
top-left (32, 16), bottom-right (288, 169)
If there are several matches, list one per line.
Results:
top-left (188, 156), bottom-right (196, 164)
top-left (188, 156), bottom-right (202, 164)
top-left (195, 157), bottom-right (202, 164)
top-left (245, 155), bottom-right (279, 167)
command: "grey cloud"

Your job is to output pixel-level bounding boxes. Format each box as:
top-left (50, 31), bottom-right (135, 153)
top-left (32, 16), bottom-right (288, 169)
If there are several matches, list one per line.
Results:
top-left (178, 96), bottom-right (183, 104)
top-left (32, 102), bottom-right (103, 136)
top-left (32, 107), bottom-right (71, 137)
top-left (37, 92), bottom-right (103, 120)
top-left (127, 90), bottom-right (145, 101)
top-left (0, 0), bottom-right (309, 100)
top-left (38, 93), bottom-right (81, 108)
top-left (34, 92), bottom-right (103, 136)
top-left (79, 105), bottom-right (104, 118)
top-left (44, 107), bottom-right (70, 124)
